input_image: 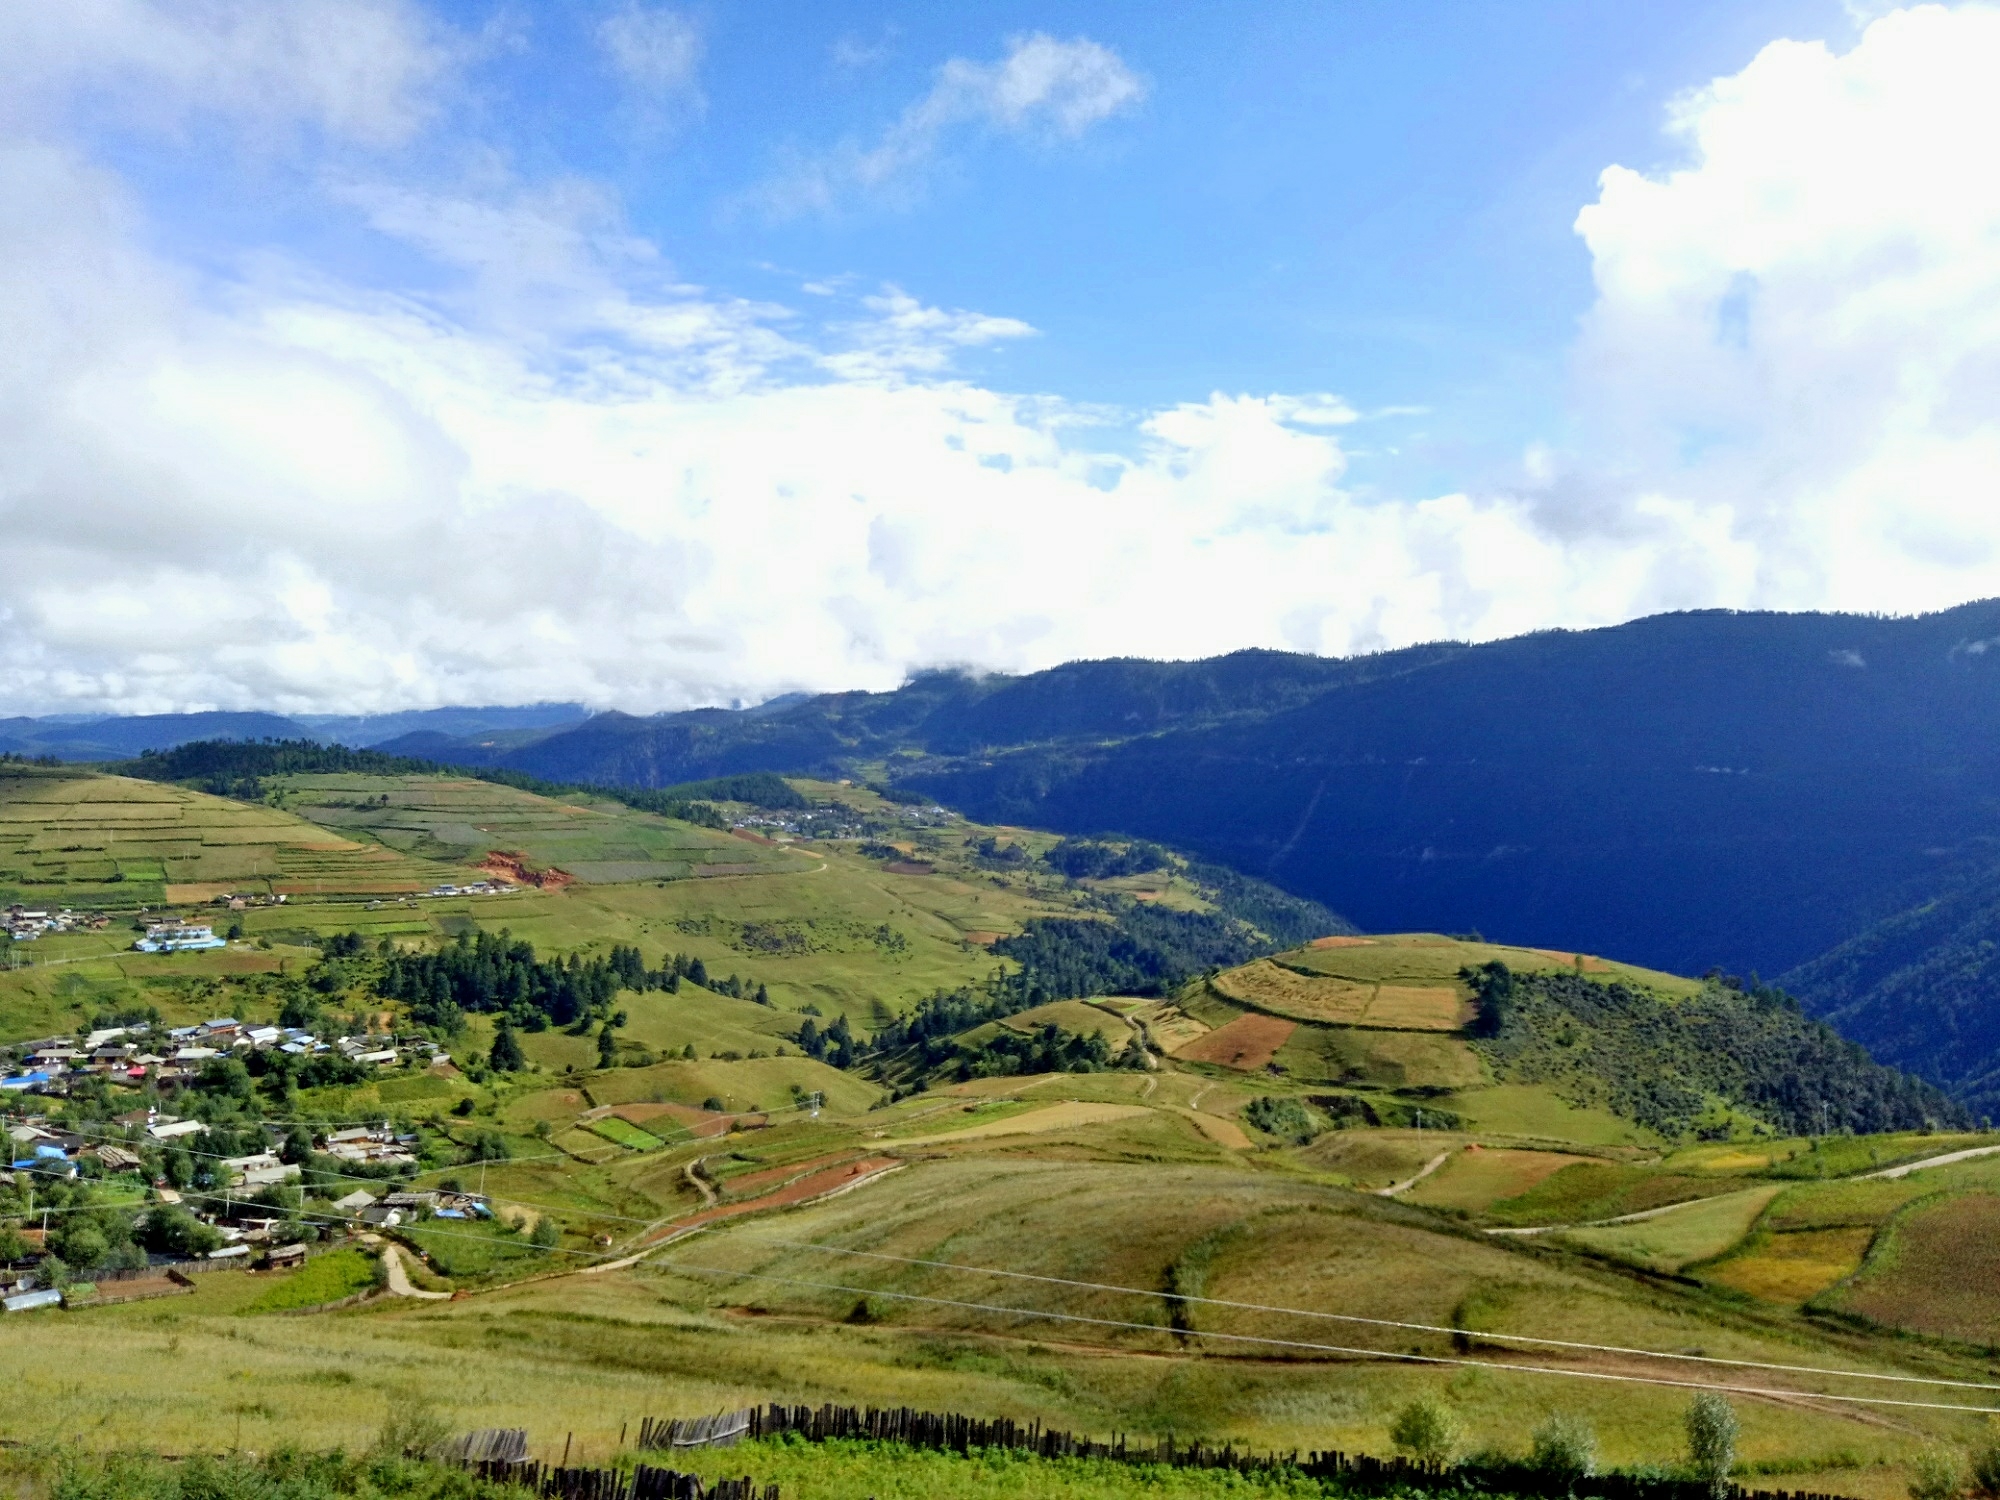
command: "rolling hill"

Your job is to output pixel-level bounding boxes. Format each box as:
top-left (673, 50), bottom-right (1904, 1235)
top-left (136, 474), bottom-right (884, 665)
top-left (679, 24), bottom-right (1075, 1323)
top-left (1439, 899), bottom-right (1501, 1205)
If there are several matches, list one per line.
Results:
top-left (14, 600), bottom-right (2000, 1110)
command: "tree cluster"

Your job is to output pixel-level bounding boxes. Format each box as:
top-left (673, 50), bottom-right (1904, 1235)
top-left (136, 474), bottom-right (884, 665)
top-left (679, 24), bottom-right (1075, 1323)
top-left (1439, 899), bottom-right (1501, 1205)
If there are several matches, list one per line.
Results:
top-left (1467, 962), bottom-right (1969, 1137)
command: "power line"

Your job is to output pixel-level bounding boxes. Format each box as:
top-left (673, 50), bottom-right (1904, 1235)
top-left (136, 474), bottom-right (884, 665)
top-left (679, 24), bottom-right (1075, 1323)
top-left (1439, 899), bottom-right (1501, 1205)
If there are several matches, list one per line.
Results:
top-left (655, 1259), bottom-right (2000, 1416)
top-left (738, 1238), bottom-right (2000, 1394)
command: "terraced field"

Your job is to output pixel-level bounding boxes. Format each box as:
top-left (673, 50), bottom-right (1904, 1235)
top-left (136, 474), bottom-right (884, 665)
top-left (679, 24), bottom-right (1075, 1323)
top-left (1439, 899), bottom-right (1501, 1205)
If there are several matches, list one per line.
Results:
top-left (0, 765), bottom-right (442, 908)
top-left (273, 773), bottom-right (805, 884)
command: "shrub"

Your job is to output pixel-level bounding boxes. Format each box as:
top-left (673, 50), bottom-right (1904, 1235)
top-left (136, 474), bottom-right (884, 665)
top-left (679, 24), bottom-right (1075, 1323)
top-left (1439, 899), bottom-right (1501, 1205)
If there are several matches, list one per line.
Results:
top-left (373, 1394), bottom-right (452, 1461)
top-left (1969, 1442), bottom-right (2000, 1500)
top-left (1912, 1448), bottom-right (1967, 1500)
top-left (1685, 1393), bottom-right (1739, 1497)
top-left (1530, 1413), bottom-right (1597, 1482)
top-left (1390, 1396), bottom-right (1461, 1466)
top-left (1243, 1094), bottom-right (1322, 1144)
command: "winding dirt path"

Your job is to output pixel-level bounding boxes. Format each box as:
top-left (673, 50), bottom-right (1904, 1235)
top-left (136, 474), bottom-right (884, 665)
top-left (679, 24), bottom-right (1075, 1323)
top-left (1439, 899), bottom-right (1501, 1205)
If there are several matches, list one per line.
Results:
top-left (382, 1244), bottom-right (450, 1300)
top-left (1860, 1143), bottom-right (2000, 1180)
top-left (1377, 1151), bottom-right (1451, 1197)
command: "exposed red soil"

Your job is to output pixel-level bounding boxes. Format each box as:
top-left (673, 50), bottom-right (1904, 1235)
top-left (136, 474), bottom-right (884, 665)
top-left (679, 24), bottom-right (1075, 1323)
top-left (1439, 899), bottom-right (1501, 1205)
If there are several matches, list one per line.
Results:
top-left (644, 1157), bottom-right (900, 1243)
top-left (1309, 935), bottom-right (1375, 948)
top-left (1175, 1013), bottom-right (1297, 1070)
top-left (963, 931), bottom-right (1004, 946)
top-left (720, 1152), bottom-right (863, 1198)
top-left (731, 829), bottom-right (777, 845)
top-left (479, 851), bottom-right (574, 889)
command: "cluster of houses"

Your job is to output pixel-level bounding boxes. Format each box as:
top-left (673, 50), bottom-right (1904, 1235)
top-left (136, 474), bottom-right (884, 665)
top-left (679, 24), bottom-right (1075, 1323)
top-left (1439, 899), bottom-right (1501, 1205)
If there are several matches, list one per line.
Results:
top-left (3, 1111), bottom-right (492, 1309)
top-left (425, 879), bottom-right (516, 898)
top-left (133, 920), bottom-right (229, 953)
top-left (4, 1112), bottom-right (438, 1188)
top-left (0, 1018), bottom-right (451, 1096)
top-left (5, 905), bottom-right (111, 943)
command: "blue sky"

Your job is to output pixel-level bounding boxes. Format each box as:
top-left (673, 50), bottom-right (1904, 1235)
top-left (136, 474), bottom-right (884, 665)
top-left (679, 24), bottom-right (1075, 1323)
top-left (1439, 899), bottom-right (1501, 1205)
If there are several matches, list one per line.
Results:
top-left (104, 0), bottom-right (1857, 492)
top-left (3, 1), bottom-right (1997, 712)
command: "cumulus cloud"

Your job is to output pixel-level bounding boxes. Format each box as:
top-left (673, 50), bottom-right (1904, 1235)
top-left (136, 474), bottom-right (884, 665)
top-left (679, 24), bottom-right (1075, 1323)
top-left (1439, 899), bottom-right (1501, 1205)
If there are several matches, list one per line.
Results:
top-left (0, 136), bottom-right (1587, 713)
top-left (754, 32), bottom-right (1147, 216)
top-left (1564, 2), bottom-right (2000, 614)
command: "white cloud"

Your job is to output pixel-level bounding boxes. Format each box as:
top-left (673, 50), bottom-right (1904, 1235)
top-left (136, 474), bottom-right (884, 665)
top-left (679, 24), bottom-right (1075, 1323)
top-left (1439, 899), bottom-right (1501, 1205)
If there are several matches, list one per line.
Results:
top-left (0, 134), bottom-right (1607, 713)
top-left (597, 3), bottom-right (703, 115)
top-left (1564, 2), bottom-right (2000, 614)
top-left (755, 33), bottom-right (1147, 216)
top-left (0, 0), bottom-right (450, 146)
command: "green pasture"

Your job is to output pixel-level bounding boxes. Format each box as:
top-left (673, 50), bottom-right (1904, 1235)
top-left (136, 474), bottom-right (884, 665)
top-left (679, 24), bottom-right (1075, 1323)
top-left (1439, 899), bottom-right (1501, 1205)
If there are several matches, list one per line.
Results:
top-left (1556, 1185), bottom-right (1784, 1271)
top-left (242, 1248), bottom-right (380, 1312)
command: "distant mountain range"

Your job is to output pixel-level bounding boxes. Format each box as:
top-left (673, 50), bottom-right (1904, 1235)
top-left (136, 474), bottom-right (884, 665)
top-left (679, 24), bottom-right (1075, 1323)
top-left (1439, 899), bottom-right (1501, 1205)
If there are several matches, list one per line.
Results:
top-left (14, 602), bottom-right (2000, 1114)
top-left (0, 704), bottom-right (588, 760)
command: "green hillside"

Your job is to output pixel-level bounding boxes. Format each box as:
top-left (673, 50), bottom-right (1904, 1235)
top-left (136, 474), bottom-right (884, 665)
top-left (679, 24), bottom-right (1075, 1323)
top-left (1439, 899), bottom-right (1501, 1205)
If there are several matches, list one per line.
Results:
top-left (6, 771), bottom-right (1999, 1498)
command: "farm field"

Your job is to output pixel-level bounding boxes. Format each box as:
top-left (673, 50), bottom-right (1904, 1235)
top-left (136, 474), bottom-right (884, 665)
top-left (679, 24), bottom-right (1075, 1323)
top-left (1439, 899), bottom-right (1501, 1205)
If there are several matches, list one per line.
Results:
top-left (1820, 1192), bottom-right (2000, 1342)
top-left (1403, 1145), bottom-right (1597, 1212)
top-left (0, 764), bottom-right (446, 910)
top-left (271, 773), bottom-right (804, 885)
top-left (1556, 1185), bottom-right (1785, 1271)
top-left (7, 1139), bottom-right (1991, 1500)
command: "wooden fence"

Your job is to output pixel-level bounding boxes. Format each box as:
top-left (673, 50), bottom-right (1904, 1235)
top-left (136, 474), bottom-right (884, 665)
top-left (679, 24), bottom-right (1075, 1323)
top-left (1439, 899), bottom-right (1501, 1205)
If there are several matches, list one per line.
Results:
top-left (636, 1413), bottom-right (750, 1452)
top-left (458, 1460), bottom-right (774, 1500)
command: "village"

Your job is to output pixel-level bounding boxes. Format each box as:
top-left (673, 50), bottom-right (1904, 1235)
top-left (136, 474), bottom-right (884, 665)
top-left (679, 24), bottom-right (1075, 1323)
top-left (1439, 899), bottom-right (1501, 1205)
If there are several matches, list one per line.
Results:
top-left (1, 1102), bottom-right (490, 1313)
top-left (1, 1011), bottom-right (450, 1095)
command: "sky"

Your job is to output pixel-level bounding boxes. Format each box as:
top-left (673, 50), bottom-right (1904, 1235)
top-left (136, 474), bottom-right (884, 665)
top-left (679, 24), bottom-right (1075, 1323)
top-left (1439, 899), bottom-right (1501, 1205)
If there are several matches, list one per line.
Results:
top-left (4, 0), bottom-right (2000, 714)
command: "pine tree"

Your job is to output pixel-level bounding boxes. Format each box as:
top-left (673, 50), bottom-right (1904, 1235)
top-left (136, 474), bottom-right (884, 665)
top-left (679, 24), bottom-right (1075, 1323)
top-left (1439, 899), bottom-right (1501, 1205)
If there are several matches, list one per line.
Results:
top-left (597, 1020), bottom-right (617, 1068)
top-left (489, 1016), bottom-right (525, 1072)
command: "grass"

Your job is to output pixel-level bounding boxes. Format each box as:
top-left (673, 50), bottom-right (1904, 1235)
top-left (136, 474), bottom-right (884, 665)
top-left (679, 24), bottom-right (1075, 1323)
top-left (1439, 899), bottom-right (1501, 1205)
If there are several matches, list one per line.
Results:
top-left (1445, 1085), bottom-right (1649, 1146)
top-left (1482, 1163), bottom-right (1756, 1227)
top-left (1557, 1185), bottom-right (1783, 1271)
top-left (1404, 1147), bottom-right (1598, 1213)
top-left (6, 1138), bottom-right (1993, 1482)
top-left (1280, 934), bottom-right (1703, 999)
top-left (242, 1249), bottom-right (380, 1312)
top-left (401, 1216), bottom-right (555, 1280)
top-left (670, 1437), bottom-right (1332, 1498)
top-left (1001, 1000), bottom-right (1131, 1040)
top-left (587, 1116), bottom-right (665, 1151)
